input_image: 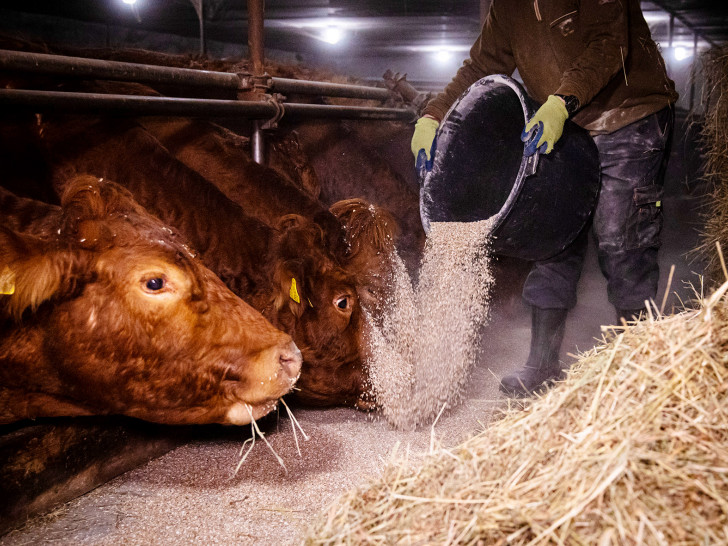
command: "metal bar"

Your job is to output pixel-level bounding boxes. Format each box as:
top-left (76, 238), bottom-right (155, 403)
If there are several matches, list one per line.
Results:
top-left (251, 125), bottom-right (265, 162)
top-left (650, 0), bottom-right (717, 48)
top-left (247, 0), bottom-right (265, 77)
top-left (247, 0), bottom-right (266, 165)
top-left (270, 77), bottom-right (391, 100)
top-left (0, 49), bottom-right (240, 90)
top-left (199, 0), bottom-right (206, 56)
top-left (0, 89), bottom-right (416, 121)
top-left (0, 49), bottom-right (396, 101)
top-left (281, 102), bottom-right (416, 121)
top-left (689, 31), bottom-right (698, 111)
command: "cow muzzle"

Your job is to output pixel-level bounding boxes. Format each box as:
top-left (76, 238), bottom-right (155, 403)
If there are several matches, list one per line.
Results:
top-left (223, 339), bottom-right (302, 426)
top-left (280, 339), bottom-right (303, 384)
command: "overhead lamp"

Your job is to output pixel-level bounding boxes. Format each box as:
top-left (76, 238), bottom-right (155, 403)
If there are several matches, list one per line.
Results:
top-left (434, 50), bottom-right (453, 63)
top-left (674, 46), bottom-right (690, 61)
top-left (122, 0), bottom-right (137, 4)
top-left (320, 26), bottom-right (343, 45)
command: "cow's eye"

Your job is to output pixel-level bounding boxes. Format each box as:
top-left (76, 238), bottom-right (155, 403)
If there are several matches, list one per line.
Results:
top-left (335, 295), bottom-right (351, 310)
top-left (144, 277), bottom-right (165, 292)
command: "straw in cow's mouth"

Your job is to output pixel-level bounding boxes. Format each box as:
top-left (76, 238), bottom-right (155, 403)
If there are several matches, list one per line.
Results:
top-left (232, 398), bottom-right (310, 476)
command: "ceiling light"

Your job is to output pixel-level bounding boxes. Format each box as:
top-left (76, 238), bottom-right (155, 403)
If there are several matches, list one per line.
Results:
top-left (321, 27), bottom-right (343, 45)
top-left (434, 50), bottom-right (453, 62)
top-left (674, 46), bottom-right (690, 61)
top-left (122, 0), bottom-right (137, 4)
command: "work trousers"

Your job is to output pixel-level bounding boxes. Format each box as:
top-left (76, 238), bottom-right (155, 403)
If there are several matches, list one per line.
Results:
top-left (522, 107), bottom-right (674, 311)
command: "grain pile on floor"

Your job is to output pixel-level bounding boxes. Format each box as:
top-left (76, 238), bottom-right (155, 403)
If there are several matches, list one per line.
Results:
top-left (697, 44), bottom-right (728, 284)
top-left (366, 220), bottom-right (495, 429)
top-left (308, 283), bottom-right (728, 544)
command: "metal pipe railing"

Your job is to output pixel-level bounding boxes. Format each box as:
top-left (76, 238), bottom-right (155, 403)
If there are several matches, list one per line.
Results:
top-left (0, 89), bottom-right (417, 122)
top-left (247, 0), bottom-right (266, 164)
top-left (0, 49), bottom-right (395, 101)
top-left (269, 78), bottom-right (391, 101)
top-left (0, 49), bottom-right (240, 90)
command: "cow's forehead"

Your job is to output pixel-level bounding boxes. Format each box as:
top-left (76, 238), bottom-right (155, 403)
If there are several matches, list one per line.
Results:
top-left (103, 212), bottom-right (198, 260)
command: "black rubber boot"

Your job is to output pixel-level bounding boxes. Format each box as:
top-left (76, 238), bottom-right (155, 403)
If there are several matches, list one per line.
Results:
top-left (499, 307), bottom-right (568, 397)
top-left (616, 307), bottom-right (646, 325)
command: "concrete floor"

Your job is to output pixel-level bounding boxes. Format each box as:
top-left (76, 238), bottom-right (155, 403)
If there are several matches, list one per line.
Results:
top-left (0, 113), bottom-right (707, 545)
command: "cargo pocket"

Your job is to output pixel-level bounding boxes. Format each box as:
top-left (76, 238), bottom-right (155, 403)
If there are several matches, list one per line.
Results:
top-left (626, 184), bottom-right (663, 250)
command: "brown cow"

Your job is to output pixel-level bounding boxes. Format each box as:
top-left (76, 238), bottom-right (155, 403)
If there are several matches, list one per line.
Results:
top-left (293, 121), bottom-right (426, 274)
top-left (0, 176), bottom-right (302, 425)
top-left (133, 117), bottom-right (405, 403)
top-left (137, 117), bottom-right (327, 228)
top-left (29, 116), bottom-right (369, 408)
top-left (329, 198), bottom-right (400, 320)
top-left (0, 43), bottom-right (410, 409)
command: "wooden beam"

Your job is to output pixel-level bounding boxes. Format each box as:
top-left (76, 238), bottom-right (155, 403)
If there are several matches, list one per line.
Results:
top-left (0, 417), bottom-right (184, 535)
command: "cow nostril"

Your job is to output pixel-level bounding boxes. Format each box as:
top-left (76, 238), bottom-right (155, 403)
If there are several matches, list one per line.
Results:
top-left (279, 340), bottom-right (303, 379)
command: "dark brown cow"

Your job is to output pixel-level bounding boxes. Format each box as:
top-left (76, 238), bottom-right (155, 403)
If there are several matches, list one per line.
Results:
top-left (30, 116), bottom-right (369, 408)
top-left (329, 198), bottom-right (400, 320)
top-left (137, 117), bottom-right (327, 228)
top-left (293, 121), bottom-right (425, 273)
top-left (0, 176), bottom-right (301, 425)
top-left (0, 43), bottom-right (415, 409)
top-left (134, 118), bottom-right (407, 406)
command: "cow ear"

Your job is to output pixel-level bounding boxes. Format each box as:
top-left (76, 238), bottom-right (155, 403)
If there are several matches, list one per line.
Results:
top-left (275, 214), bottom-right (326, 261)
top-left (276, 214), bottom-right (307, 233)
top-left (0, 226), bottom-right (91, 320)
top-left (271, 261), bottom-right (308, 319)
top-left (59, 175), bottom-right (122, 250)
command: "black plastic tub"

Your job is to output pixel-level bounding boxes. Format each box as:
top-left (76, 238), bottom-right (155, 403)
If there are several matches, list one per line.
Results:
top-left (420, 75), bottom-right (600, 261)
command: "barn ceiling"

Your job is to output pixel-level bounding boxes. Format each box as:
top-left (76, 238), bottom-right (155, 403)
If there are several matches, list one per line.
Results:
top-left (0, 0), bottom-right (726, 95)
top-left (2, 0), bottom-right (727, 53)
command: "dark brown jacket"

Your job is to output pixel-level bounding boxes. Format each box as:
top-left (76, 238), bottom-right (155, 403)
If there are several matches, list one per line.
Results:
top-left (423, 0), bottom-right (678, 134)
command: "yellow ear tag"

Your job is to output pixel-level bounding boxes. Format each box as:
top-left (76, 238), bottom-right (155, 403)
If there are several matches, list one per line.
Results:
top-left (289, 277), bottom-right (301, 304)
top-left (0, 266), bottom-right (15, 295)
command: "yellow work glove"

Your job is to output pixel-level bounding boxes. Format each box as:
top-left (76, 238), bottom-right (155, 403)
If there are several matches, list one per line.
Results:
top-left (521, 95), bottom-right (569, 155)
top-left (411, 116), bottom-right (439, 171)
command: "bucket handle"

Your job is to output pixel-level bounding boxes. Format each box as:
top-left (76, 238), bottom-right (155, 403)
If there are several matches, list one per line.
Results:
top-left (521, 122), bottom-right (544, 177)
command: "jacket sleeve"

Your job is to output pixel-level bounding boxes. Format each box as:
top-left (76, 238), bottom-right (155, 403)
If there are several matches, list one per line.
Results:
top-left (554, 0), bottom-right (628, 106)
top-left (423, 2), bottom-right (516, 121)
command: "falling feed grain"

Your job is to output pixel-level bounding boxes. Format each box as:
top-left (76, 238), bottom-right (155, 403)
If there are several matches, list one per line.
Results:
top-left (365, 219), bottom-right (496, 429)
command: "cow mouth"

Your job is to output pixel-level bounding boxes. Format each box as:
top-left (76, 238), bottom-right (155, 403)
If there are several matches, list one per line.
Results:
top-left (224, 398), bottom-right (280, 425)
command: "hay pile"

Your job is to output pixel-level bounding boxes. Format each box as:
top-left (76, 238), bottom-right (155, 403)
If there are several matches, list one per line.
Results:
top-left (307, 284), bottom-right (728, 544)
top-left (698, 44), bottom-right (728, 284)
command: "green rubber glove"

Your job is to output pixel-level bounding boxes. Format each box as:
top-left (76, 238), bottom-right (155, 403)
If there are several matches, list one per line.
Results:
top-left (523, 95), bottom-right (569, 155)
top-left (411, 116), bottom-right (439, 168)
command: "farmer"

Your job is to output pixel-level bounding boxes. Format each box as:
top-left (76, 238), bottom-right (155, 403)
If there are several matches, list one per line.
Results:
top-left (411, 0), bottom-right (677, 397)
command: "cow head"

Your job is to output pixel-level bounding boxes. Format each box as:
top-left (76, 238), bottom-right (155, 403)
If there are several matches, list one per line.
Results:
top-left (0, 176), bottom-right (301, 425)
top-left (266, 214), bottom-right (367, 408)
top-left (330, 198), bottom-right (400, 322)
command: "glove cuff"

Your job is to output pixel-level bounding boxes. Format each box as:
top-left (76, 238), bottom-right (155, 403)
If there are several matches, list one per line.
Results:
top-left (415, 116), bottom-right (440, 131)
top-left (554, 94), bottom-right (580, 116)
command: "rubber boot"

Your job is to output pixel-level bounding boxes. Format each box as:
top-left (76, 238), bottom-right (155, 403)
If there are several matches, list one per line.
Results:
top-left (499, 307), bottom-right (568, 397)
top-left (616, 307), bottom-right (646, 325)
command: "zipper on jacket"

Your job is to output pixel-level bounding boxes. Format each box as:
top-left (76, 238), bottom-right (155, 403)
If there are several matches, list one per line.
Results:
top-left (533, 0), bottom-right (542, 21)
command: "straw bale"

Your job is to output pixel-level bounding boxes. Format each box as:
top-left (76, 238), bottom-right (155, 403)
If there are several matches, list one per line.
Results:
top-left (307, 283), bottom-right (728, 545)
top-left (697, 44), bottom-right (728, 284)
